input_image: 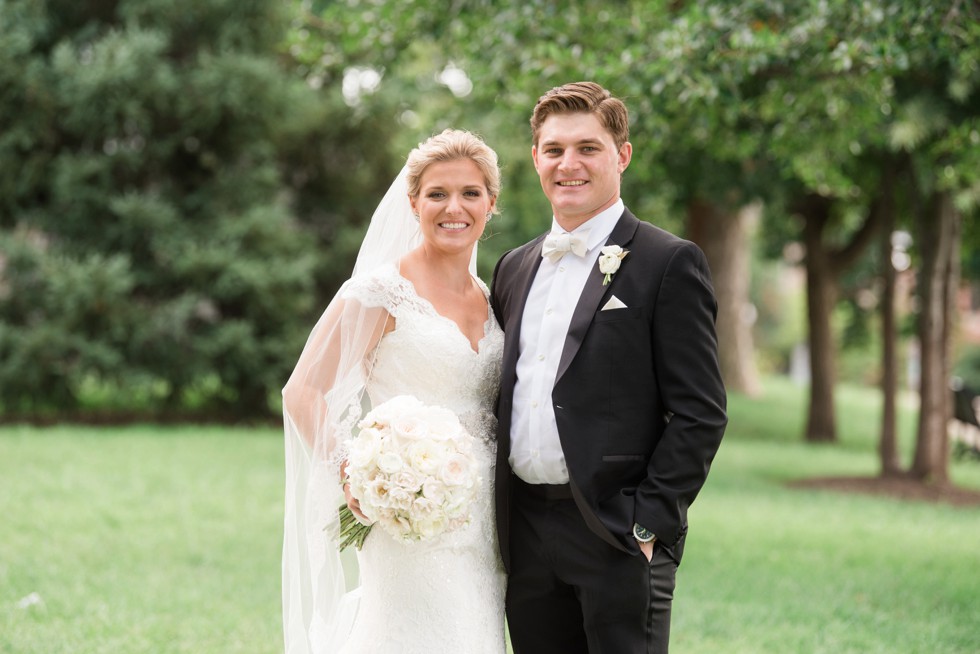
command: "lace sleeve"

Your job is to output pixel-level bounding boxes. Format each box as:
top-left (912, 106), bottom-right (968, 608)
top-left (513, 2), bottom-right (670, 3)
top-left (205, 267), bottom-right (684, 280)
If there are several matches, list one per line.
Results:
top-left (341, 264), bottom-right (431, 320)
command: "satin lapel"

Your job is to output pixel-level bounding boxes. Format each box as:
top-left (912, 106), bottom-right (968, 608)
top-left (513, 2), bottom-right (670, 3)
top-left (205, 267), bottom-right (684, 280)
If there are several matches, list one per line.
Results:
top-left (555, 210), bottom-right (640, 384)
top-left (501, 236), bottom-right (546, 383)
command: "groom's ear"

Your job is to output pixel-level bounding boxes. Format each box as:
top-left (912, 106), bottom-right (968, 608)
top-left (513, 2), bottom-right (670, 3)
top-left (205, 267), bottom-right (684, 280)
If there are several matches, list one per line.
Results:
top-left (531, 145), bottom-right (540, 171)
top-left (617, 141), bottom-right (632, 174)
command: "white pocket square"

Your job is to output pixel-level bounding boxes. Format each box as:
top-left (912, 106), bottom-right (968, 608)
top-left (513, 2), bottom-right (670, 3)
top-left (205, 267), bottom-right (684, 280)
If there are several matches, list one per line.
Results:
top-left (601, 295), bottom-right (627, 311)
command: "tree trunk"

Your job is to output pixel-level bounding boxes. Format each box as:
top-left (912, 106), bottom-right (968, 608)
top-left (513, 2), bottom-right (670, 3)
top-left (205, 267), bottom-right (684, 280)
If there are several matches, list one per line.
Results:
top-left (910, 191), bottom-right (959, 482)
top-left (878, 172), bottom-right (901, 477)
top-left (687, 198), bottom-right (763, 397)
top-left (801, 196), bottom-right (839, 442)
top-left (797, 189), bottom-right (885, 444)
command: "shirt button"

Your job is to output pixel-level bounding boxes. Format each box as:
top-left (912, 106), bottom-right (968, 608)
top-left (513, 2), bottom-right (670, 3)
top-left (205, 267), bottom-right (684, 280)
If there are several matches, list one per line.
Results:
top-left (531, 401), bottom-right (538, 408)
top-left (558, 266), bottom-right (565, 273)
top-left (537, 354), bottom-right (545, 361)
top-left (546, 308), bottom-right (553, 315)
top-left (531, 450), bottom-right (539, 458)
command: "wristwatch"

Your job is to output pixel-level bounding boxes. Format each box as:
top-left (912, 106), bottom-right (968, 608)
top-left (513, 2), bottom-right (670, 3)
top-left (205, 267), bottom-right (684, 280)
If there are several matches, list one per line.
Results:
top-left (632, 522), bottom-right (656, 543)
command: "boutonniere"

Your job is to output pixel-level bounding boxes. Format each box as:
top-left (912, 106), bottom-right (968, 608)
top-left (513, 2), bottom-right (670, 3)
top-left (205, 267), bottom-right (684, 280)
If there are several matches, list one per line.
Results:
top-left (598, 245), bottom-right (629, 286)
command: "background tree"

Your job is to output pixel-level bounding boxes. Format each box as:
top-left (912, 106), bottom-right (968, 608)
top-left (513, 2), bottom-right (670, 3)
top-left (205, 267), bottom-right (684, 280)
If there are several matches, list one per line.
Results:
top-left (293, 1), bottom-right (979, 465)
top-left (0, 0), bottom-right (342, 418)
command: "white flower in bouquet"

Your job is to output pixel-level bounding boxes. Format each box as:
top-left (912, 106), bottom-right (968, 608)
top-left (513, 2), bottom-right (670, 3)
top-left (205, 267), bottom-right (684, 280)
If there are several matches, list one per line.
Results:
top-left (337, 395), bottom-right (481, 550)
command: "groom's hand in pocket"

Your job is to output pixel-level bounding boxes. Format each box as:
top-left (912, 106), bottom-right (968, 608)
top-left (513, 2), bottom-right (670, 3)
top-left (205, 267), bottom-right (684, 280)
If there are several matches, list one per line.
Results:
top-left (638, 539), bottom-right (654, 562)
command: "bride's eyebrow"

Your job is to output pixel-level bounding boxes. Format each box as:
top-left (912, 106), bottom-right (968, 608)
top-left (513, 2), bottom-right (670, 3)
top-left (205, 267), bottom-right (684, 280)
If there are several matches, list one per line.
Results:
top-left (424, 184), bottom-right (484, 192)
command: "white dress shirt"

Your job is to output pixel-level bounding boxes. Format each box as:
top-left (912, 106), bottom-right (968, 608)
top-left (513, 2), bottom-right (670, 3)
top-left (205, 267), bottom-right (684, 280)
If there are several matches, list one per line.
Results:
top-left (510, 200), bottom-right (625, 484)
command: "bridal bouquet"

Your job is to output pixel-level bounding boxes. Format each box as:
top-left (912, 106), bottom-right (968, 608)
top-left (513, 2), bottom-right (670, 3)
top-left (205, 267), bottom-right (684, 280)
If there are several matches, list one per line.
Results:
top-left (338, 395), bottom-right (481, 550)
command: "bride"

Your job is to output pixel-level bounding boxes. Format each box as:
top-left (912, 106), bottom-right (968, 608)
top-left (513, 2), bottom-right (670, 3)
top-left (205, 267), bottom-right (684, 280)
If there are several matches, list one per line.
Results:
top-left (281, 129), bottom-right (506, 653)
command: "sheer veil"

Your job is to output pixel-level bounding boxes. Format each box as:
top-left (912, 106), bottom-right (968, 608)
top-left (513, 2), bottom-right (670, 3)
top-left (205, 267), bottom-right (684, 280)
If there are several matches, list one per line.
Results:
top-left (280, 166), bottom-right (476, 654)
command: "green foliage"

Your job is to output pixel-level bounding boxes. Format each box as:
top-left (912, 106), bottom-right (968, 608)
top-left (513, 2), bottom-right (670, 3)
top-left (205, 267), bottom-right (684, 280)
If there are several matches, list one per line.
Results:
top-left (953, 345), bottom-right (980, 391)
top-left (0, 0), bottom-right (334, 417)
top-left (293, 0), bottom-right (978, 246)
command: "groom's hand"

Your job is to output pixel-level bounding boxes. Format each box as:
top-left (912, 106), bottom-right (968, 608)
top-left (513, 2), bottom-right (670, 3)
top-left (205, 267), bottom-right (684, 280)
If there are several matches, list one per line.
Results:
top-left (637, 539), bottom-right (654, 562)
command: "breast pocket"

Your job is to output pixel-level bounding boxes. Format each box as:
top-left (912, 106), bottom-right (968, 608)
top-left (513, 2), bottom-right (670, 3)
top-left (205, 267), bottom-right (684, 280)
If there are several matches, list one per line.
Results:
top-left (601, 454), bottom-right (645, 462)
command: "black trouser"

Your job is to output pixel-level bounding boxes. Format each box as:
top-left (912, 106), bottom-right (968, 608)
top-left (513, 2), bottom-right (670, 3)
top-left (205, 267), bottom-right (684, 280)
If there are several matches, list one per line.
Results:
top-left (506, 477), bottom-right (679, 654)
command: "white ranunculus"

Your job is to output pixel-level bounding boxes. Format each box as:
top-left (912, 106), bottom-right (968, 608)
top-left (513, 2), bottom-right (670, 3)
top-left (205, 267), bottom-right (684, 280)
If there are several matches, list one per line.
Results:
top-left (598, 246), bottom-right (624, 274)
top-left (597, 245), bottom-right (629, 285)
top-left (377, 451), bottom-right (404, 474)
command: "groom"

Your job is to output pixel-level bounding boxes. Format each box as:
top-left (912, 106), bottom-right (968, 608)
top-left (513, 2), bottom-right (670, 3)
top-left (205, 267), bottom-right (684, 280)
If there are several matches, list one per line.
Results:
top-left (491, 81), bottom-right (728, 654)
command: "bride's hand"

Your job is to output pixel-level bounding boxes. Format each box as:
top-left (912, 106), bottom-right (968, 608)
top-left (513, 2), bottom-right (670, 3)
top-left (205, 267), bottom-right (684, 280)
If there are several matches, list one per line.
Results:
top-left (340, 461), bottom-right (370, 523)
top-left (343, 479), bottom-right (370, 523)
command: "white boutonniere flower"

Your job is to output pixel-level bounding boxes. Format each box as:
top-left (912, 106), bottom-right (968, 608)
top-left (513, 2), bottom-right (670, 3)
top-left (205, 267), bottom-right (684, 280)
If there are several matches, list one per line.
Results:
top-left (598, 245), bottom-right (629, 286)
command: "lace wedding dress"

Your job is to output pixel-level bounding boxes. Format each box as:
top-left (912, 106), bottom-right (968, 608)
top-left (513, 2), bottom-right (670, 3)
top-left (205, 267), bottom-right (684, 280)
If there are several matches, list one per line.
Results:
top-left (337, 263), bottom-right (506, 654)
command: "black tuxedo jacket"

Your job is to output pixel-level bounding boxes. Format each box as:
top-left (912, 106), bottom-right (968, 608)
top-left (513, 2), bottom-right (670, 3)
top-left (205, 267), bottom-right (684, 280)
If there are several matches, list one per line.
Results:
top-left (490, 209), bottom-right (727, 570)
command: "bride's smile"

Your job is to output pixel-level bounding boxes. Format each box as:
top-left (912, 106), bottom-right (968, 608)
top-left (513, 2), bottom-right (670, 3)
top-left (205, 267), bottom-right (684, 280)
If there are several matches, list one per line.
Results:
top-left (411, 157), bottom-right (495, 256)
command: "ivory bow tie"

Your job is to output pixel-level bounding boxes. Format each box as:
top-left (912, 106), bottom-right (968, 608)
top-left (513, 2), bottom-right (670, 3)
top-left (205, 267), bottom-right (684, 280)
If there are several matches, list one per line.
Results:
top-left (541, 230), bottom-right (590, 263)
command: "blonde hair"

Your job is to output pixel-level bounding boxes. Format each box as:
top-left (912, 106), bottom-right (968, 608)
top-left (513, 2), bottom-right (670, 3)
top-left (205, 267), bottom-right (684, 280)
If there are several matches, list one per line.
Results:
top-left (405, 129), bottom-right (501, 212)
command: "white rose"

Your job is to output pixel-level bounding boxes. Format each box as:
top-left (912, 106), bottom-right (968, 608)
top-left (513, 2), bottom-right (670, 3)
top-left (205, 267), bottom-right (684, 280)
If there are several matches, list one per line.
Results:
top-left (416, 511), bottom-right (448, 540)
top-left (346, 476), bottom-right (367, 502)
top-left (348, 428), bottom-right (383, 468)
top-left (407, 440), bottom-right (447, 475)
top-left (386, 484), bottom-right (417, 511)
top-left (424, 406), bottom-right (463, 441)
top-left (369, 395), bottom-right (423, 425)
top-left (390, 412), bottom-right (428, 441)
top-left (357, 479), bottom-right (393, 523)
top-left (439, 453), bottom-right (474, 487)
top-left (443, 481), bottom-right (479, 518)
top-left (409, 496), bottom-right (447, 538)
top-left (391, 468), bottom-right (423, 493)
top-left (422, 478), bottom-right (448, 504)
top-left (383, 513), bottom-right (413, 539)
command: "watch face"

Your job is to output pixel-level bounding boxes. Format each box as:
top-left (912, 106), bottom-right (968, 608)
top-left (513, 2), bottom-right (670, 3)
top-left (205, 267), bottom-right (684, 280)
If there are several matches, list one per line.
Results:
top-left (633, 523), bottom-right (655, 541)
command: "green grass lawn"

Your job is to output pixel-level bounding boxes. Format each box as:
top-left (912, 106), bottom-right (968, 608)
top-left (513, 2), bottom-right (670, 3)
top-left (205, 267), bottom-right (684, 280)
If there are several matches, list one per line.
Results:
top-left (2, 377), bottom-right (980, 653)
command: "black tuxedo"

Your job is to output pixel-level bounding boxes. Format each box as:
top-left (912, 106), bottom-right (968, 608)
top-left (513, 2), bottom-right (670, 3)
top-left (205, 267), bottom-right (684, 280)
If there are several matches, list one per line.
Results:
top-left (490, 209), bottom-right (727, 654)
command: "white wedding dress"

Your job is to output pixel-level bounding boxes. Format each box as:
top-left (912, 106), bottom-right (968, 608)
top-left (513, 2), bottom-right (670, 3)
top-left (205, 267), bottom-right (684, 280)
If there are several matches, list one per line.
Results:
top-left (337, 263), bottom-right (507, 654)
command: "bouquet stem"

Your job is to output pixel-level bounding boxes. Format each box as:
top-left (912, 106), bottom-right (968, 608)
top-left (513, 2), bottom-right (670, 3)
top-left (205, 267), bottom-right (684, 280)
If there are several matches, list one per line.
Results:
top-left (337, 504), bottom-right (371, 551)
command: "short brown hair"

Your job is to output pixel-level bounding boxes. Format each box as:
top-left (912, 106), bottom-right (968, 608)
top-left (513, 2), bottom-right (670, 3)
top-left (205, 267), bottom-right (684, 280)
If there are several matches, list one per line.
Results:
top-left (405, 129), bottom-right (501, 212)
top-left (530, 81), bottom-right (630, 148)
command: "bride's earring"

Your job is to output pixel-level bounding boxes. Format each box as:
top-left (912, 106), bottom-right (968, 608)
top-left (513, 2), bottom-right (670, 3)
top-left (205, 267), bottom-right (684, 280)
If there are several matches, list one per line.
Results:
top-left (413, 212), bottom-right (420, 223)
top-left (485, 211), bottom-right (493, 221)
